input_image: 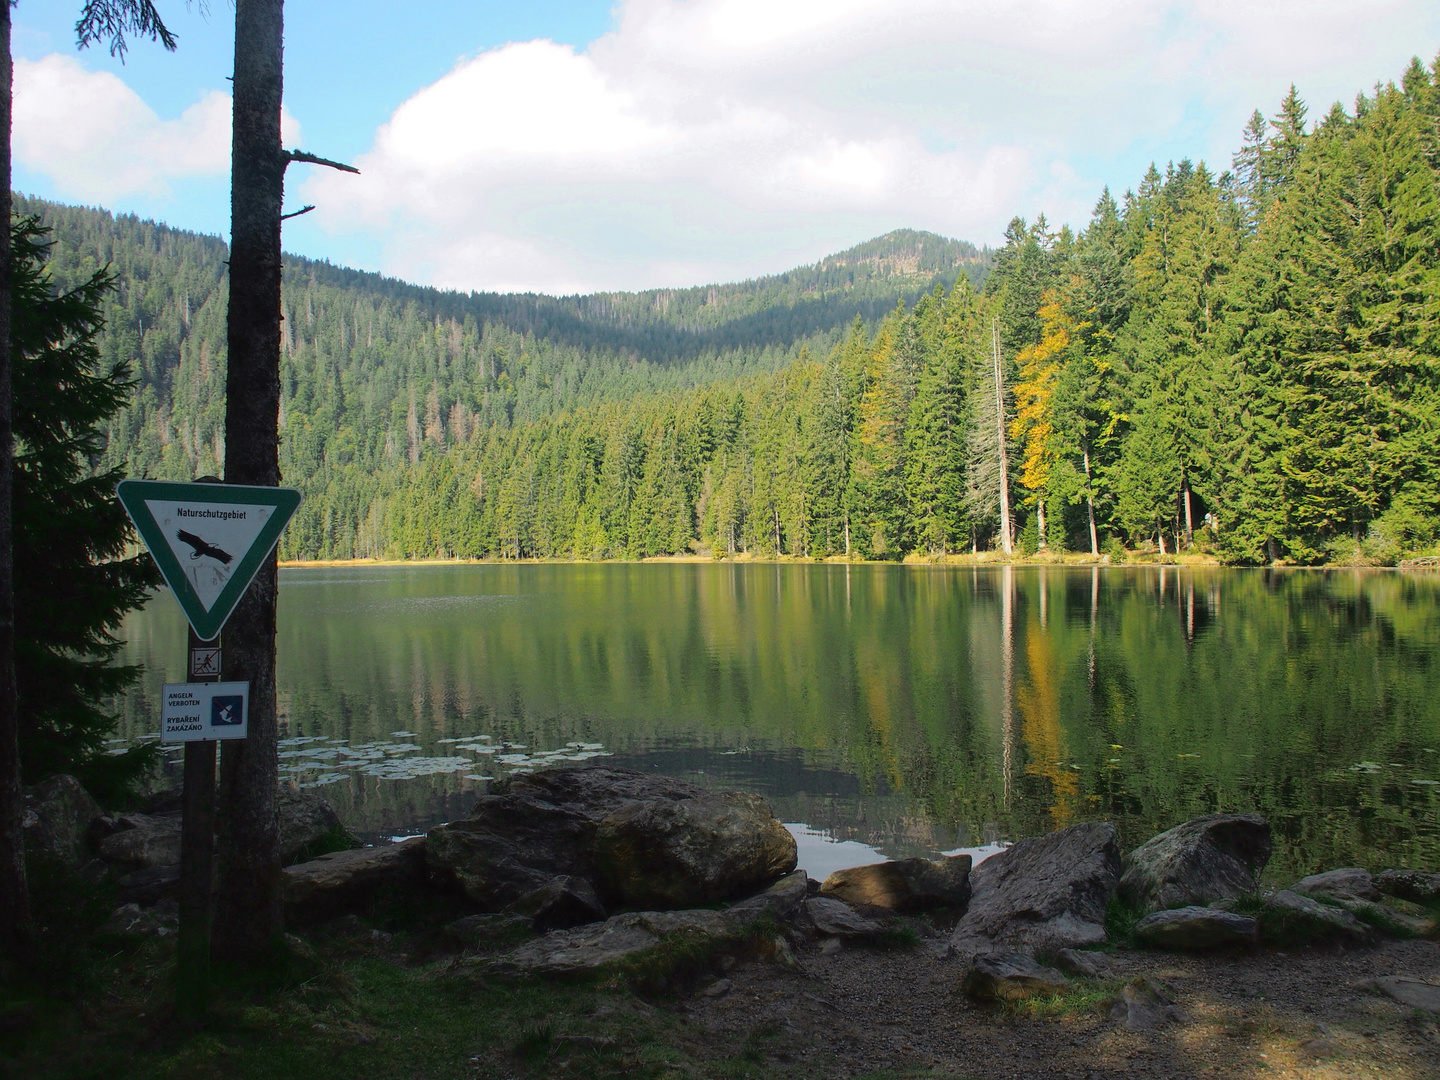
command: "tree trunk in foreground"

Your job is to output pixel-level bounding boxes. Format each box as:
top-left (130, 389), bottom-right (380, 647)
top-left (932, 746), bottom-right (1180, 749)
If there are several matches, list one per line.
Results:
top-left (214, 0), bottom-right (285, 967)
top-left (0, 1), bottom-right (29, 960)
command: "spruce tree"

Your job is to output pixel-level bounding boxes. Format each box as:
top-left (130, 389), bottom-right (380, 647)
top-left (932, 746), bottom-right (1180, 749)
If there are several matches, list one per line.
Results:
top-left (9, 217), bottom-right (158, 799)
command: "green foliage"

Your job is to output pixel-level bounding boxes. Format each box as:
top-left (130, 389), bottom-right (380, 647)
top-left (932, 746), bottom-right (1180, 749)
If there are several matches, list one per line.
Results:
top-left (1103, 895), bottom-right (1147, 948)
top-left (27, 52), bottom-right (1440, 566)
top-left (10, 216), bottom-right (159, 797)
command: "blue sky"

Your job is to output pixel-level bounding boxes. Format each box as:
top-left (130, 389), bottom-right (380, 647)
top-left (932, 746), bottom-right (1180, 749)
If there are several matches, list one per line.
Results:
top-left (14, 1), bottom-right (1440, 294)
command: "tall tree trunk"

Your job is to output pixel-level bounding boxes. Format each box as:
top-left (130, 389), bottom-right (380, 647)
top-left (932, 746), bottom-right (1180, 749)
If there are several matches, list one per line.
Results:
top-left (992, 319), bottom-right (1013, 555)
top-left (214, 0), bottom-right (285, 967)
top-left (1036, 501), bottom-right (1047, 550)
top-left (1182, 476), bottom-right (1193, 547)
top-left (0, 2), bottom-right (29, 960)
top-left (1083, 442), bottom-right (1099, 557)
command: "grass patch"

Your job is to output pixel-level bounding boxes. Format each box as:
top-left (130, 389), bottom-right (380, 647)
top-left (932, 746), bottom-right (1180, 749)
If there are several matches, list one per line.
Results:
top-left (1104, 896), bottom-right (1147, 948)
top-left (289, 824), bottom-right (364, 865)
top-left (865, 924), bottom-right (920, 951)
top-left (607, 914), bottom-right (783, 994)
top-left (998, 977), bottom-right (1126, 1020)
top-left (512, 1019), bottom-right (556, 1064)
top-left (2, 930), bottom-right (697, 1080)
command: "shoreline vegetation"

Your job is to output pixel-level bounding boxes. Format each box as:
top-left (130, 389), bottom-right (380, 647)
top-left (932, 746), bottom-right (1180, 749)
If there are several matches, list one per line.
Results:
top-left (278, 550), bottom-right (1440, 569)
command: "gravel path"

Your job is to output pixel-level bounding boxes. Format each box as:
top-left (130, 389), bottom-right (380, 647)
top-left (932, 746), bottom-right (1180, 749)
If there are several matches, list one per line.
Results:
top-left (678, 932), bottom-right (1440, 1079)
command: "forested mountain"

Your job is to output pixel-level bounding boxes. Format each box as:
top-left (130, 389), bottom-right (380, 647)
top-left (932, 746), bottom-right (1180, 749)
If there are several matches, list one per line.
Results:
top-left (21, 54), bottom-right (1440, 564)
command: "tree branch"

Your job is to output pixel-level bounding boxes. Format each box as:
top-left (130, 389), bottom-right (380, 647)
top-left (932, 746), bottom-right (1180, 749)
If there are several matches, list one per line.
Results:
top-left (280, 205), bottom-right (316, 221)
top-left (284, 150), bottom-right (359, 174)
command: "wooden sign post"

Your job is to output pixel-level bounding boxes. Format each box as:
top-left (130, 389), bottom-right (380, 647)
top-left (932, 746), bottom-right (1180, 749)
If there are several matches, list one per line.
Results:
top-left (116, 479), bottom-right (299, 1015)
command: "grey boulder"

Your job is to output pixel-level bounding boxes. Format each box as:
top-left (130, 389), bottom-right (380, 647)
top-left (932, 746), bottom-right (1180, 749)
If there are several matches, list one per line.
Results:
top-left (1054, 948), bottom-right (1111, 978)
top-left (804, 896), bottom-right (882, 939)
top-left (505, 875), bottom-right (607, 931)
top-left (22, 774), bottom-right (103, 866)
top-left (595, 791), bottom-right (796, 909)
top-left (1133, 905), bottom-right (1259, 950)
top-left (445, 912), bottom-right (532, 945)
top-left (1376, 869), bottom-right (1440, 903)
top-left (97, 812), bottom-right (182, 871)
top-left (1111, 978), bottom-right (1185, 1030)
top-left (1119, 814), bottom-right (1271, 914)
top-left (276, 784), bottom-right (360, 866)
top-left (819, 854), bottom-right (971, 912)
top-left (1294, 871), bottom-right (1433, 937)
top-left (963, 953), bottom-right (1070, 1002)
top-left (1359, 976), bottom-right (1440, 1012)
top-left (283, 836), bottom-right (427, 924)
top-left (117, 864), bottom-right (181, 906)
top-left (1262, 889), bottom-right (1374, 945)
top-left (1294, 867), bottom-right (1382, 904)
top-left (427, 767), bottom-right (760, 912)
top-left (491, 871), bottom-right (807, 979)
top-left (948, 821), bottom-right (1121, 960)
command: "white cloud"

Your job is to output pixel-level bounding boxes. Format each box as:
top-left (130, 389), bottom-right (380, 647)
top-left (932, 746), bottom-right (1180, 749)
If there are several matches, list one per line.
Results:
top-left (18, 1), bottom-right (1435, 294)
top-left (303, 0), bottom-right (1437, 294)
top-left (14, 54), bottom-right (302, 203)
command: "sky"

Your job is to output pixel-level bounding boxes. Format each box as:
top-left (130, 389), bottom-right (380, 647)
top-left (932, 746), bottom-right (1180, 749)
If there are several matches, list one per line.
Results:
top-left (13, 0), bottom-right (1440, 295)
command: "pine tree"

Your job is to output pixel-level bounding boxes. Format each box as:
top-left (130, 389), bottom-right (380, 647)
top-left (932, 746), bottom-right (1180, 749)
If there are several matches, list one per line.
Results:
top-left (10, 218), bottom-right (159, 798)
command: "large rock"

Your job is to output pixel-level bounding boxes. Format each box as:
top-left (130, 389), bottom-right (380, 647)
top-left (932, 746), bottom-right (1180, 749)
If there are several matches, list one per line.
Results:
top-left (505, 875), bottom-right (607, 932)
top-left (1133, 905), bottom-right (1259, 950)
top-left (1055, 948), bottom-right (1111, 978)
top-left (948, 821), bottom-right (1121, 960)
top-left (276, 784), bottom-right (360, 866)
top-left (1359, 977), bottom-right (1440, 1013)
top-left (1111, 978), bottom-right (1185, 1030)
top-left (963, 953), bottom-right (1070, 1002)
top-left (1376, 869), bottom-right (1440, 903)
top-left (721, 868), bottom-right (809, 924)
top-left (804, 896), bottom-right (882, 939)
top-left (1294, 867), bottom-right (1382, 904)
top-left (428, 767), bottom-right (796, 915)
top-left (282, 837), bottom-right (427, 924)
top-left (426, 767), bottom-right (710, 910)
top-left (491, 871), bottom-right (808, 979)
top-left (117, 864), bottom-right (181, 906)
top-left (595, 791), bottom-right (796, 909)
top-left (819, 855), bottom-right (971, 912)
top-left (1119, 814), bottom-right (1271, 914)
top-left (21, 774), bottom-right (103, 866)
top-left (97, 812), bottom-right (182, 871)
top-left (1262, 889), bottom-right (1374, 946)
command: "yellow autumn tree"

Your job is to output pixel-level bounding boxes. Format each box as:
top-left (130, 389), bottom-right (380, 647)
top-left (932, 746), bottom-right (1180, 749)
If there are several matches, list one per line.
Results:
top-left (1009, 293), bottom-right (1074, 547)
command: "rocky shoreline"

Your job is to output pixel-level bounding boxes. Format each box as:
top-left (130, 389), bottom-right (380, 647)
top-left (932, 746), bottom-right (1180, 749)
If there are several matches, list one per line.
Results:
top-left (23, 765), bottom-right (1440, 1075)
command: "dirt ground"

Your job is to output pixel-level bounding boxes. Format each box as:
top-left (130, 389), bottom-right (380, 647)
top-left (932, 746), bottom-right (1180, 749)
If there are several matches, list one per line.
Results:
top-left (672, 930), bottom-right (1440, 1080)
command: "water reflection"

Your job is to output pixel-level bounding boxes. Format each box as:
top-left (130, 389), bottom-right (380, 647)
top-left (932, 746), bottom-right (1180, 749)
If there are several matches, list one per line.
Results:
top-left (114, 565), bottom-right (1440, 879)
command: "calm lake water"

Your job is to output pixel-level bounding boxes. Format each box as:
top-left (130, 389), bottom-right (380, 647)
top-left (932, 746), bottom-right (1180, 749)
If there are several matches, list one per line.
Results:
top-left (115, 564), bottom-right (1440, 881)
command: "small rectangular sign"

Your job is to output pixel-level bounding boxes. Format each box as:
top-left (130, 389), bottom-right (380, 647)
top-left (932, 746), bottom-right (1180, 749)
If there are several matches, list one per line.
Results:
top-left (189, 646), bottom-right (222, 679)
top-left (161, 681), bottom-right (250, 743)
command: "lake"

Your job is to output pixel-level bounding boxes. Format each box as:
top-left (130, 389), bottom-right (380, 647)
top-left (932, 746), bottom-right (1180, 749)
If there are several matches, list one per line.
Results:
top-left (114, 563), bottom-right (1440, 882)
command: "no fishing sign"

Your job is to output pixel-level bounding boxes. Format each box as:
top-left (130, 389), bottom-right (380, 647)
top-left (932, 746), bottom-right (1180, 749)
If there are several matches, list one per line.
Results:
top-left (160, 681), bottom-right (251, 744)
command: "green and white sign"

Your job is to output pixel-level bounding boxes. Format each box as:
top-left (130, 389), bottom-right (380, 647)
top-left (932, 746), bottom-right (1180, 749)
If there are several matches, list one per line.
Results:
top-left (116, 480), bottom-right (301, 640)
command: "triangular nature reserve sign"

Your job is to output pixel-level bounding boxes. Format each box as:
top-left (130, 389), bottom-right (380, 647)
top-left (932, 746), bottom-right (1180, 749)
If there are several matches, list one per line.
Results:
top-left (116, 480), bottom-right (301, 640)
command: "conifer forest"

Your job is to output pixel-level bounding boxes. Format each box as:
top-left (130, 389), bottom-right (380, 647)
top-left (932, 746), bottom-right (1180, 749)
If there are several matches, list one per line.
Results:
top-left (27, 57), bottom-right (1440, 566)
